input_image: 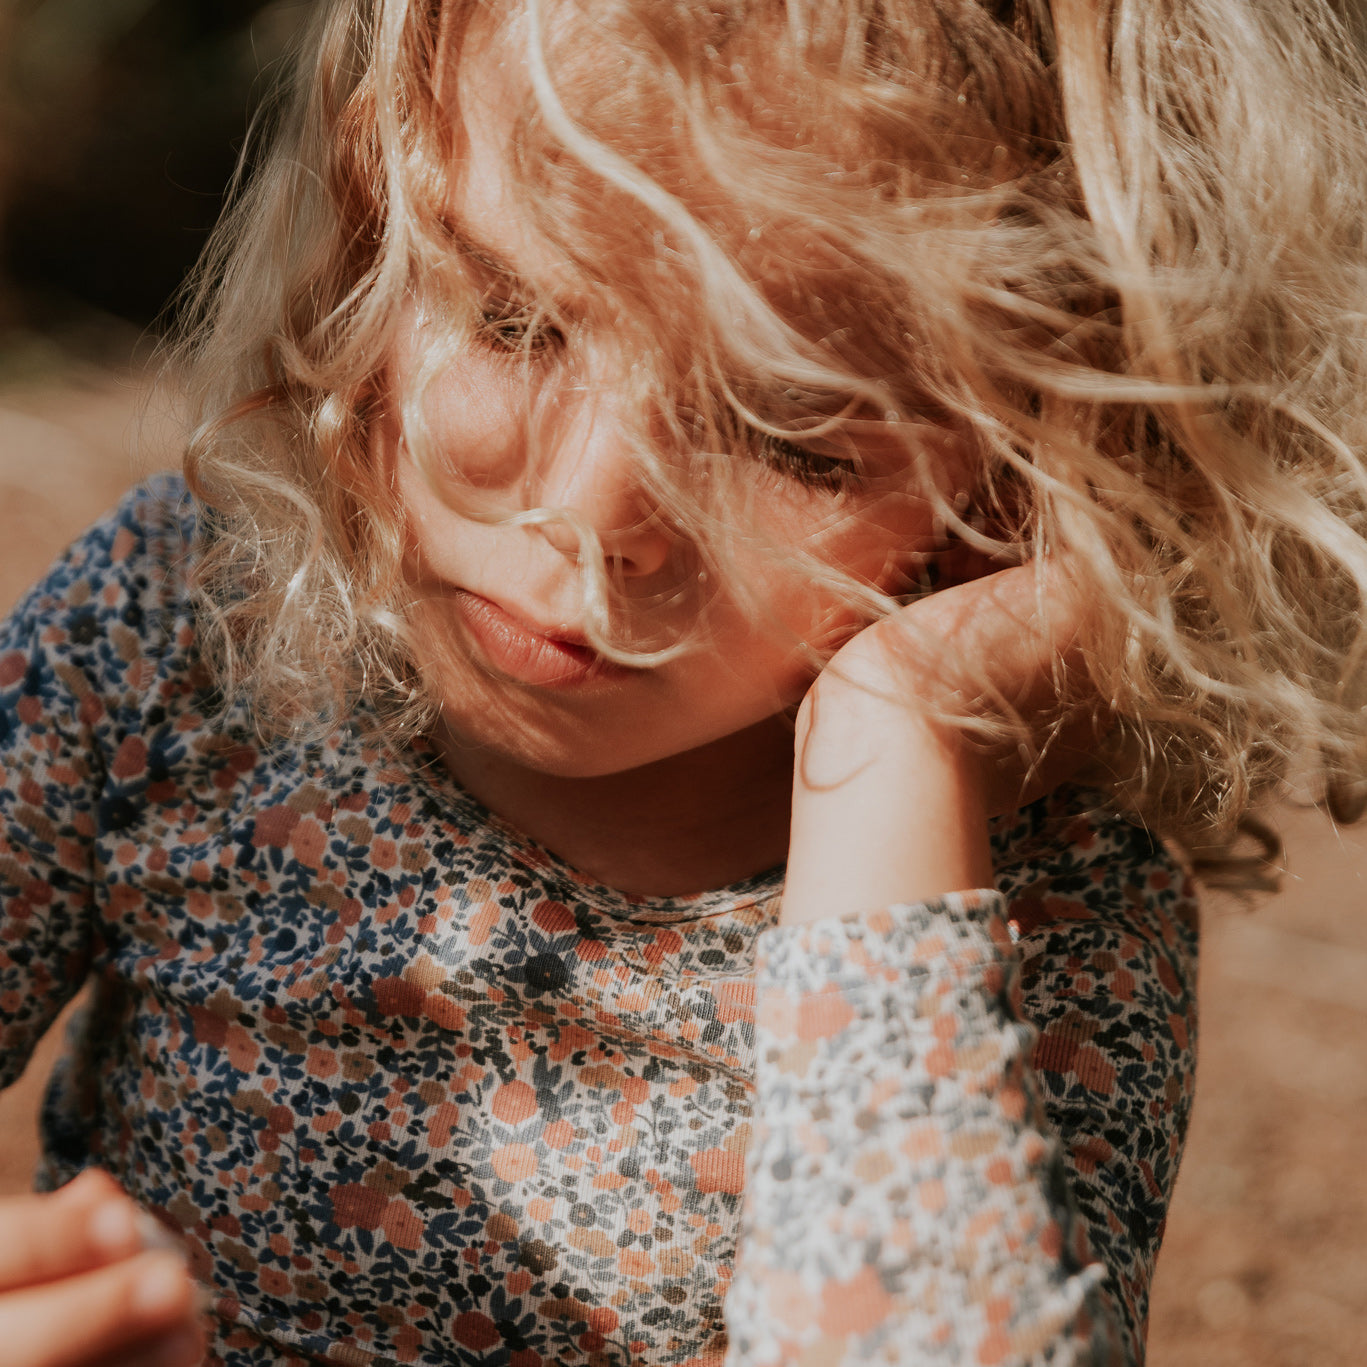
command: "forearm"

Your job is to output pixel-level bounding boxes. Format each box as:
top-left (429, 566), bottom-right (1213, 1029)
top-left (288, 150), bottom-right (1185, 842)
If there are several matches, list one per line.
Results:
top-left (780, 670), bottom-right (994, 925)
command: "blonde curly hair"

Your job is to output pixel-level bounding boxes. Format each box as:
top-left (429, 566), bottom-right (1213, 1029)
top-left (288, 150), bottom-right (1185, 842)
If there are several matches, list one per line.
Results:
top-left (174, 0), bottom-right (1367, 869)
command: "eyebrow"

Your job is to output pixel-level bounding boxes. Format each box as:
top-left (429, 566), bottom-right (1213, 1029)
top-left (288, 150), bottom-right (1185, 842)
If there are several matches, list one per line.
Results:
top-left (443, 220), bottom-right (600, 316)
top-left (445, 225), bottom-right (525, 284)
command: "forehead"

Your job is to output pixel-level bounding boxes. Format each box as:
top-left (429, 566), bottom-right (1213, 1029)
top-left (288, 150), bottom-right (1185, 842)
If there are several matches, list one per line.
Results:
top-left (428, 3), bottom-right (930, 411)
top-left (440, 7), bottom-right (847, 290)
top-left (442, 32), bottom-right (584, 301)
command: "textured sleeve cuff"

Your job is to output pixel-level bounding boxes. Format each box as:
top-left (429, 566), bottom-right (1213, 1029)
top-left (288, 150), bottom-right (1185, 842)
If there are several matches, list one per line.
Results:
top-left (726, 890), bottom-right (1122, 1367)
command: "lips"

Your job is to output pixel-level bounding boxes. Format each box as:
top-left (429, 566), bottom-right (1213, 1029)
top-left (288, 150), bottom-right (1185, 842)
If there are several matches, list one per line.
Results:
top-left (452, 590), bottom-right (629, 687)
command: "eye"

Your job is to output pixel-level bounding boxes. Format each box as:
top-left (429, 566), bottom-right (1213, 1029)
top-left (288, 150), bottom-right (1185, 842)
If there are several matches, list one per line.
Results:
top-left (474, 293), bottom-right (564, 356)
top-left (753, 432), bottom-right (863, 492)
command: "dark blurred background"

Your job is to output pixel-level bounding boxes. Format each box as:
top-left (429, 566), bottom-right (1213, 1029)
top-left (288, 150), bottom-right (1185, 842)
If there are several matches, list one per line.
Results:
top-left (0, 0), bottom-right (305, 373)
top-left (0, 4), bottom-right (1365, 1364)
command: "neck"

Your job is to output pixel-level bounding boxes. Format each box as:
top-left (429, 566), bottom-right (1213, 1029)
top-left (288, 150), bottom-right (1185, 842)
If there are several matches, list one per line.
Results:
top-left (433, 716), bottom-right (796, 897)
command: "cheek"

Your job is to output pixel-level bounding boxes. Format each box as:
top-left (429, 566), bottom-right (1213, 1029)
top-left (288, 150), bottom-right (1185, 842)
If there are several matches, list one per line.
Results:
top-left (388, 306), bottom-right (531, 494)
top-left (718, 493), bottom-right (941, 671)
top-left (407, 363), bottom-right (529, 493)
top-left (757, 490), bottom-right (938, 596)
top-left (711, 561), bottom-right (861, 679)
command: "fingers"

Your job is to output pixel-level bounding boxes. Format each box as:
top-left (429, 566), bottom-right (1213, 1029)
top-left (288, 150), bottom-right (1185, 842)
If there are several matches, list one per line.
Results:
top-left (0, 1249), bottom-right (203, 1367)
top-left (92, 1322), bottom-right (204, 1367)
top-left (877, 562), bottom-right (1105, 816)
top-left (0, 1170), bottom-right (181, 1294)
top-left (0, 1172), bottom-right (203, 1367)
top-left (932, 565), bottom-right (1105, 814)
top-left (914, 563), bottom-right (1087, 683)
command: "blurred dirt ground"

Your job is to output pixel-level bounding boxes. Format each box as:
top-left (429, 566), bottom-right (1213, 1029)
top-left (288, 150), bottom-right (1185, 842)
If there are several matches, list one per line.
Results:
top-left (0, 367), bottom-right (1364, 1364)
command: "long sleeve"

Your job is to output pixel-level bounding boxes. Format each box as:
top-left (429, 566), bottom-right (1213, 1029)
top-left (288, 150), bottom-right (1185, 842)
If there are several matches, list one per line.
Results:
top-left (726, 806), bottom-right (1197, 1367)
top-left (0, 479), bottom-right (1197, 1367)
top-left (0, 556), bottom-right (104, 1086)
top-left (0, 477), bottom-right (191, 1090)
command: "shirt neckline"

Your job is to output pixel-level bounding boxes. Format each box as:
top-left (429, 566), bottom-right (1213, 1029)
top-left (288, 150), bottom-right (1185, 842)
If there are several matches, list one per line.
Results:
top-left (372, 727), bottom-right (787, 925)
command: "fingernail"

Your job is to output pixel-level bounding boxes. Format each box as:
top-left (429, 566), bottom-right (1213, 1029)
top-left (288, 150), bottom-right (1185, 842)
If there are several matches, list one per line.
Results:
top-left (89, 1204), bottom-right (186, 1260)
top-left (130, 1253), bottom-right (189, 1318)
top-left (88, 1200), bottom-right (140, 1258)
top-left (65, 1167), bottom-right (102, 1196)
top-left (192, 1278), bottom-right (215, 1315)
top-left (129, 1326), bottom-right (200, 1367)
top-left (134, 1211), bottom-right (188, 1257)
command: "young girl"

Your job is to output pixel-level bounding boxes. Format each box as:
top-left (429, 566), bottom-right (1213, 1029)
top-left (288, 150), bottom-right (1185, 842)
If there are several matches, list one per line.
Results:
top-left (3, 0), bottom-right (1366, 1364)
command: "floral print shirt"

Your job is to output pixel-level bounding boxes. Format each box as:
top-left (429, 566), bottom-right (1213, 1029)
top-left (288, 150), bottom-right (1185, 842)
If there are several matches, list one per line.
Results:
top-left (0, 479), bottom-right (1198, 1366)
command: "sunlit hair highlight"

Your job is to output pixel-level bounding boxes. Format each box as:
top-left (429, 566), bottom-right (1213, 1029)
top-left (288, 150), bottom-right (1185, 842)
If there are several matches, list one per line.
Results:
top-left (172, 0), bottom-right (1367, 871)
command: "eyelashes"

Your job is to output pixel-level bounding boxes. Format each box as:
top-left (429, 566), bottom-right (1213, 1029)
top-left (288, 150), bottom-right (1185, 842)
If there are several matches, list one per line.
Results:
top-left (472, 292), bottom-right (565, 356)
top-left (752, 433), bottom-right (863, 491)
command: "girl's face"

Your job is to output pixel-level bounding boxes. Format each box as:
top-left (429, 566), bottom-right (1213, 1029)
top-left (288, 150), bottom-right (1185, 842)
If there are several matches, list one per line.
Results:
top-left (387, 45), bottom-right (952, 782)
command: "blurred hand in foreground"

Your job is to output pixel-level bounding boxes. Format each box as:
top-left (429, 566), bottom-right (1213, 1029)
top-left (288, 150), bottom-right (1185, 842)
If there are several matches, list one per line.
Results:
top-left (0, 1168), bottom-right (203, 1367)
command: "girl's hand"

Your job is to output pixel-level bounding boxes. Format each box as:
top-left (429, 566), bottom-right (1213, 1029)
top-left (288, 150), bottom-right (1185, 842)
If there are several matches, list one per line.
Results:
top-left (782, 563), bottom-right (1095, 925)
top-left (0, 1169), bottom-right (204, 1367)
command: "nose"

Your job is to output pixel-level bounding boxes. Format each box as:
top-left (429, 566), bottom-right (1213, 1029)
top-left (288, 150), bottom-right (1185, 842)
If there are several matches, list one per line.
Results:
top-left (530, 386), bottom-right (674, 579)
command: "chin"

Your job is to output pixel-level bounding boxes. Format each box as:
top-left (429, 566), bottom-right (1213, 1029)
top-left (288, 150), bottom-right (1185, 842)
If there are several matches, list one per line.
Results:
top-left (433, 691), bottom-right (659, 778)
top-left (487, 733), bottom-right (658, 779)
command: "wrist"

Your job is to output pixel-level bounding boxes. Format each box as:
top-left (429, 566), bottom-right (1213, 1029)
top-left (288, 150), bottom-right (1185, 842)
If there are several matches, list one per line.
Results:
top-left (780, 676), bottom-right (994, 927)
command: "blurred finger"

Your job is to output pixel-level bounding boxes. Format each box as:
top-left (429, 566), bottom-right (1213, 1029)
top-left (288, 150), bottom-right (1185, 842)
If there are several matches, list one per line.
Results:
top-left (0, 1171), bottom-right (183, 1293)
top-left (910, 564), bottom-right (1089, 692)
top-left (0, 1250), bottom-right (200, 1367)
top-left (92, 1323), bottom-right (205, 1367)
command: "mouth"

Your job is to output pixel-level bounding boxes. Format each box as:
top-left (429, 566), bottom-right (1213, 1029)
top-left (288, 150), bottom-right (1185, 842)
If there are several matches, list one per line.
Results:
top-left (452, 590), bottom-right (634, 687)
